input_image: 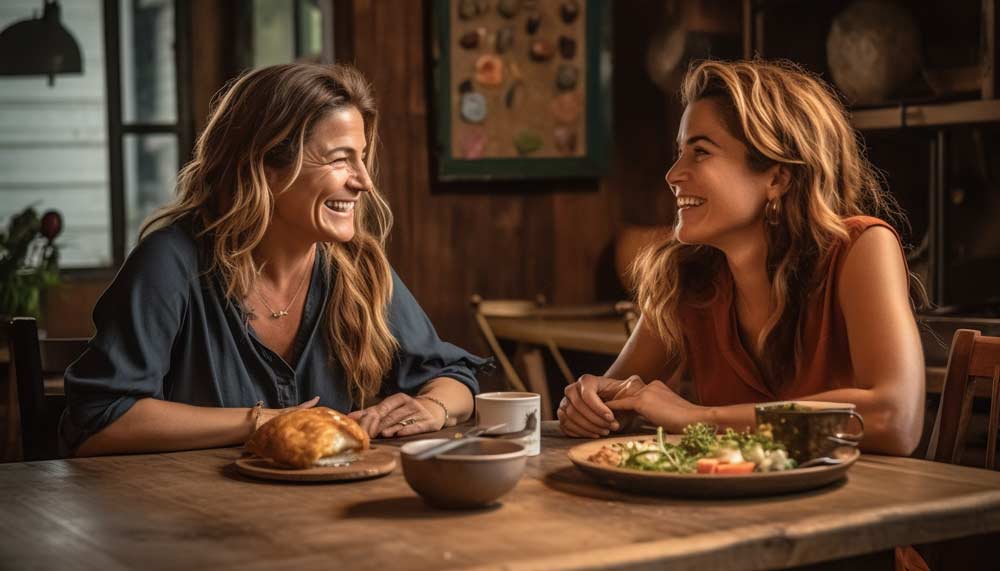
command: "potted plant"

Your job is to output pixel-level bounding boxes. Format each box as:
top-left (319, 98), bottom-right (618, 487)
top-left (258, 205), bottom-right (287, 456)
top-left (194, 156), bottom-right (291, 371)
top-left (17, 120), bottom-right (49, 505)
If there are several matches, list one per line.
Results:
top-left (0, 207), bottom-right (63, 344)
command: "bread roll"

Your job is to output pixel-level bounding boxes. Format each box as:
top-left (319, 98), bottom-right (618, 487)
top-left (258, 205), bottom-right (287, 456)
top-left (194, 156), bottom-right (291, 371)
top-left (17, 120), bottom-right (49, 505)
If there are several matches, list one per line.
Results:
top-left (246, 407), bottom-right (369, 469)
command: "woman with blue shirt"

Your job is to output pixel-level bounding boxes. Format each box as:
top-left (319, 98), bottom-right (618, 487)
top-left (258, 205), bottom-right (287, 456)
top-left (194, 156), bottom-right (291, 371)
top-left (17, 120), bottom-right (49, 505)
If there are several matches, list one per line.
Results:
top-left (62, 64), bottom-right (485, 456)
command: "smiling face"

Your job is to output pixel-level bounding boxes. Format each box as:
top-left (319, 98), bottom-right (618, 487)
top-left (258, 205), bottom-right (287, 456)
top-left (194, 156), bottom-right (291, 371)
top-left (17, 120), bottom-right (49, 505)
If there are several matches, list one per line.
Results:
top-left (268, 106), bottom-right (372, 244)
top-left (666, 98), bottom-right (781, 249)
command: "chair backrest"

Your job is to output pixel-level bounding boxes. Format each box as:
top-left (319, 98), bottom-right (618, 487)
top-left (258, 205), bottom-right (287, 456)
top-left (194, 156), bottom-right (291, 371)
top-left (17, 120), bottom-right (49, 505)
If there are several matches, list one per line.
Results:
top-left (469, 295), bottom-right (547, 393)
top-left (926, 328), bottom-right (1000, 469)
top-left (614, 301), bottom-right (639, 337)
top-left (469, 294), bottom-right (635, 392)
top-left (8, 317), bottom-right (88, 461)
top-left (471, 294), bottom-right (547, 319)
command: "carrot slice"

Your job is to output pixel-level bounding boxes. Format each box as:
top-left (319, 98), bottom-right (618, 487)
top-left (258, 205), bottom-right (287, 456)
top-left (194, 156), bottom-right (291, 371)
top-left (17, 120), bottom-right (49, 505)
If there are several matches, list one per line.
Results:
top-left (716, 461), bottom-right (756, 474)
top-left (696, 458), bottom-right (720, 474)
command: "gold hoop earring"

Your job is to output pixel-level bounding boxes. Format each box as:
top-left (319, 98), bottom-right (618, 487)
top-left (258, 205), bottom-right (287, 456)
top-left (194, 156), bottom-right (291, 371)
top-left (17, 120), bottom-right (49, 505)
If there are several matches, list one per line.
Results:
top-left (765, 198), bottom-right (782, 226)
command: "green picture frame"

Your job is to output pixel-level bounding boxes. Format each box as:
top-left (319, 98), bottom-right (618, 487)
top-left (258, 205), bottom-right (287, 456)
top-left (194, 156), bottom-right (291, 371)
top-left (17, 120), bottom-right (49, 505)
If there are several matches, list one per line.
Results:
top-left (431, 0), bottom-right (612, 181)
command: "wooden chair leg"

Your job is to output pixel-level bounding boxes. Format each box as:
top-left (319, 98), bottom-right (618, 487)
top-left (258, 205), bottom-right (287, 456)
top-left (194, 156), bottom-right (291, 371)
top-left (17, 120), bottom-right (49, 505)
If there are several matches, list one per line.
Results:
top-left (544, 339), bottom-right (576, 387)
top-left (474, 313), bottom-right (528, 392)
top-left (518, 347), bottom-right (553, 421)
top-left (987, 365), bottom-right (1000, 470)
top-left (510, 342), bottom-right (526, 368)
top-left (3, 365), bottom-right (20, 462)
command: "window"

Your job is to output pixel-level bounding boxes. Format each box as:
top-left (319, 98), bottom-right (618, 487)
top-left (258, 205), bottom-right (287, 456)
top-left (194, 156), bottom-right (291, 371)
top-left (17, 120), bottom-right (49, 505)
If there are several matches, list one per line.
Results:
top-left (0, 0), bottom-right (112, 267)
top-left (246, 0), bottom-right (335, 68)
top-left (0, 0), bottom-right (189, 269)
top-left (111, 0), bottom-right (190, 259)
top-left (0, 0), bottom-right (340, 270)
top-left (117, 0), bottom-right (187, 250)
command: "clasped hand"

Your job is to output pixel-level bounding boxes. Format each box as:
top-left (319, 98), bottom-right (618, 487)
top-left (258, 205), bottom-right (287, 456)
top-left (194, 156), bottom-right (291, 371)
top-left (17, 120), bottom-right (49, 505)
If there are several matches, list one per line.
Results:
top-left (557, 374), bottom-right (705, 438)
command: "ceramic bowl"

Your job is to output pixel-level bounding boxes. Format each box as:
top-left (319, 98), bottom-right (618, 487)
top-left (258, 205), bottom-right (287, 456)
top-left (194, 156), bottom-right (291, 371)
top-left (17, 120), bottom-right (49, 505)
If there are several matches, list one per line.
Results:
top-left (399, 438), bottom-right (527, 509)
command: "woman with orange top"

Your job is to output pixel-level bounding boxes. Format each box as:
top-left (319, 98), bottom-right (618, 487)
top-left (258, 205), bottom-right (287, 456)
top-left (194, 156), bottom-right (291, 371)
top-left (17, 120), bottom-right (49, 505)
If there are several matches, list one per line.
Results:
top-left (557, 59), bottom-right (926, 456)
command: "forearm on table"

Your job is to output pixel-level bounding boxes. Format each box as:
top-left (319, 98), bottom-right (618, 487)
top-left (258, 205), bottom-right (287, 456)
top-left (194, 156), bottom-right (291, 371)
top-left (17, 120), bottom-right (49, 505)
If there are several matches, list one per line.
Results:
top-left (75, 398), bottom-right (255, 457)
top-left (703, 385), bottom-right (924, 456)
top-left (418, 377), bottom-right (474, 426)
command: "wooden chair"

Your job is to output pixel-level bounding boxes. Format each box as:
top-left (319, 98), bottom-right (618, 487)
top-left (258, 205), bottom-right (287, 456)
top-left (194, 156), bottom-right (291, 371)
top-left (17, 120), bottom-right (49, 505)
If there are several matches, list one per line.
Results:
top-left (915, 329), bottom-right (1000, 571)
top-left (470, 295), bottom-right (633, 420)
top-left (926, 328), bottom-right (1000, 469)
top-left (614, 300), bottom-right (639, 337)
top-left (8, 317), bottom-right (88, 461)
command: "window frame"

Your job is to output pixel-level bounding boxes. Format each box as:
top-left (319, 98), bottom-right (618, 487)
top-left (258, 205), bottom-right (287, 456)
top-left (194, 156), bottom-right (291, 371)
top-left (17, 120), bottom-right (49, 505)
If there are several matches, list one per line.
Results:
top-left (97, 0), bottom-right (192, 272)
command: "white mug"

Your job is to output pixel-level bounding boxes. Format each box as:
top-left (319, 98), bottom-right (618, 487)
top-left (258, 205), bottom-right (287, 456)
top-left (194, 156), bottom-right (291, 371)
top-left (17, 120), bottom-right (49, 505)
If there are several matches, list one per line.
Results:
top-left (475, 392), bottom-right (541, 456)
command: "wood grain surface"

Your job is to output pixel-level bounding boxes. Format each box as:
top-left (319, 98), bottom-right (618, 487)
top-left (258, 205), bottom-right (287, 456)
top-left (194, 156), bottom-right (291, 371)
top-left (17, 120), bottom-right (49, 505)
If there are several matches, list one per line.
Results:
top-left (2, 422), bottom-right (999, 570)
top-left (234, 445), bottom-right (398, 482)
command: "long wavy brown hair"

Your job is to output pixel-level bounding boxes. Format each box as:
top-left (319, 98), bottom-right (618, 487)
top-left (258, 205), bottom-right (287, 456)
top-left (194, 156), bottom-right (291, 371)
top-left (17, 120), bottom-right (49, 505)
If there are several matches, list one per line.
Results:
top-left (632, 59), bottom-right (916, 391)
top-left (142, 63), bottom-right (397, 405)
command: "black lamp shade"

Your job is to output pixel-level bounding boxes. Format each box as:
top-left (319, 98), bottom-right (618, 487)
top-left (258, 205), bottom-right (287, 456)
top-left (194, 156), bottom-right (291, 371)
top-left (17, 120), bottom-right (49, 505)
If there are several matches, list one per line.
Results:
top-left (0, 0), bottom-right (83, 86)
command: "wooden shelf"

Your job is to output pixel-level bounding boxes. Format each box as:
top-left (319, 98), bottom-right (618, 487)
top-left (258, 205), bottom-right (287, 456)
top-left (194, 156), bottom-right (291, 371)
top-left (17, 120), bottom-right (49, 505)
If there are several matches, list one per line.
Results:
top-left (852, 99), bottom-right (1000, 130)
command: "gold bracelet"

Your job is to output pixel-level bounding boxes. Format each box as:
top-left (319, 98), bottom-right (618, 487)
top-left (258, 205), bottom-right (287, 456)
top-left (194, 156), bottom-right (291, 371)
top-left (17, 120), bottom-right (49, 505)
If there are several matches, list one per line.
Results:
top-left (417, 395), bottom-right (449, 427)
top-left (250, 400), bottom-right (265, 436)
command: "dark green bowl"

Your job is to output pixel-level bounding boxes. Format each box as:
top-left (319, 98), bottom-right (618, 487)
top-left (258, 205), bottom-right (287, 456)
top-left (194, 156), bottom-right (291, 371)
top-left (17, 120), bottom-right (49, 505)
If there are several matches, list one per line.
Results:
top-left (754, 401), bottom-right (864, 463)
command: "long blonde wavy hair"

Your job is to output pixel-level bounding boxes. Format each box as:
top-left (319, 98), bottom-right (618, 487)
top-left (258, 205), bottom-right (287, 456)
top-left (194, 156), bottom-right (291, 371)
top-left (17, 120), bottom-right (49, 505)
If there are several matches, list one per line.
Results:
top-left (633, 59), bottom-right (912, 391)
top-left (141, 63), bottom-right (397, 405)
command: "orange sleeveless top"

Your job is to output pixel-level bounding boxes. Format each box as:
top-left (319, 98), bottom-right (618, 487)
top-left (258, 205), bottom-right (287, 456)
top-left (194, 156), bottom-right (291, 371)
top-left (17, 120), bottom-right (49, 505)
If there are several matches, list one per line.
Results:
top-left (680, 216), bottom-right (905, 406)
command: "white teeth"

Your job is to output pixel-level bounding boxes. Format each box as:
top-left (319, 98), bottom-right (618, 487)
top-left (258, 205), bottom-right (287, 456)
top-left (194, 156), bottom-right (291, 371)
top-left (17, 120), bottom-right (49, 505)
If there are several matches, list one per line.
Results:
top-left (325, 200), bottom-right (355, 213)
top-left (676, 196), bottom-right (706, 208)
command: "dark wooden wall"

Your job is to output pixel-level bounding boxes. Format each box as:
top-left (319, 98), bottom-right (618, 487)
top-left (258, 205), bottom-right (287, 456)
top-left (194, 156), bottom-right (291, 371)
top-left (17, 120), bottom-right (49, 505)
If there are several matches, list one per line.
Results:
top-left (46, 0), bottom-right (681, 370)
top-left (343, 0), bottom-right (677, 357)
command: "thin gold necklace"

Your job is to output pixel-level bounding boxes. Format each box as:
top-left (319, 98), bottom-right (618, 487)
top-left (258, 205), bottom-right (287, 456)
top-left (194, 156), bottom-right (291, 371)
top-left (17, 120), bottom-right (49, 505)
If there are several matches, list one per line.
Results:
top-left (255, 260), bottom-right (311, 319)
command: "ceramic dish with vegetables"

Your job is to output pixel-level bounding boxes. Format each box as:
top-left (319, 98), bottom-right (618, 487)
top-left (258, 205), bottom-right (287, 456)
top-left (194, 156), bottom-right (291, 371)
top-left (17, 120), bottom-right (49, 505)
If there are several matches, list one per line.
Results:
top-left (568, 422), bottom-right (861, 497)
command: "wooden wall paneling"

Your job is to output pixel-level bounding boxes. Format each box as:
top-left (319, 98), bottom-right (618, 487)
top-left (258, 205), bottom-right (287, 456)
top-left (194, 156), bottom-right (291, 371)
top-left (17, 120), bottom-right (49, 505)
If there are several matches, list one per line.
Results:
top-left (189, 0), bottom-right (232, 137)
top-left (551, 184), bottom-right (616, 305)
top-left (345, 0), bottom-right (676, 372)
top-left (610, 0), bottom-right (675, 229)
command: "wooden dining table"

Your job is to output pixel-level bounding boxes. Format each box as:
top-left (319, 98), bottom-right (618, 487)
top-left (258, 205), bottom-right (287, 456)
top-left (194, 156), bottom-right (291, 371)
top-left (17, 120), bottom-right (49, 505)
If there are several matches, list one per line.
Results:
top-left (2, 421), bottom-right (999, 570)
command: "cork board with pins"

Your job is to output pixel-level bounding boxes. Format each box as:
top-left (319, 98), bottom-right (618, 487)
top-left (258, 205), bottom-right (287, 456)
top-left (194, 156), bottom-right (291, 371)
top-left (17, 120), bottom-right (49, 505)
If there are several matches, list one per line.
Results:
top-left (433, 0), bottom-right (611, 181)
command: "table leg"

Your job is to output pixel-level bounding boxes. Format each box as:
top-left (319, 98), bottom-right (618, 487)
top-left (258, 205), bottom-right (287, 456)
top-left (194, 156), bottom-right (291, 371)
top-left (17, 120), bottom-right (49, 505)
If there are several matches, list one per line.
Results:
top-left (516, 346), bottom-right (553, 420)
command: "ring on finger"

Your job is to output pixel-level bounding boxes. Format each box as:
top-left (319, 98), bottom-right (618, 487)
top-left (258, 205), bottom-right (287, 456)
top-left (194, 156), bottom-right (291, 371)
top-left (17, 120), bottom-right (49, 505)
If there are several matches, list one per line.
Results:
top-left (396, 417), bottom-right (419, 427)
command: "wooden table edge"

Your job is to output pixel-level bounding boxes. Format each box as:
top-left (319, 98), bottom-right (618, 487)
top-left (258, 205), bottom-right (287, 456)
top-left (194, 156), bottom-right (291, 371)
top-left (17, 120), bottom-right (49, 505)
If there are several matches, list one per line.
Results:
top-left (456, 490), bottom-right (1000, 571)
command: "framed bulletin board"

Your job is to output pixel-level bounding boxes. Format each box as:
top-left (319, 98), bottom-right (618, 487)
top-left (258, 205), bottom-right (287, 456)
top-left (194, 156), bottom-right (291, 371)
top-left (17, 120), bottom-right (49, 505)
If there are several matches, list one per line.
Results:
top-left (432, 0), bottom-right (611, 181)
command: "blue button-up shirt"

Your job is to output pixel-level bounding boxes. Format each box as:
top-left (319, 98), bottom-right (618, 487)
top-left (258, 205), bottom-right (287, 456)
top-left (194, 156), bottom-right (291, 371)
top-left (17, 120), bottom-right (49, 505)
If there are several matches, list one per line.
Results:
top-left (60, 221), bottom-right (485, 453)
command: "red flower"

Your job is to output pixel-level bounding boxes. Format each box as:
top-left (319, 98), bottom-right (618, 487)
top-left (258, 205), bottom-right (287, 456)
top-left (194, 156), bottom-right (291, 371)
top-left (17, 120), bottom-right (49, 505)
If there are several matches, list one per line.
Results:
top-left (40, 210), bottom-right (62, 241)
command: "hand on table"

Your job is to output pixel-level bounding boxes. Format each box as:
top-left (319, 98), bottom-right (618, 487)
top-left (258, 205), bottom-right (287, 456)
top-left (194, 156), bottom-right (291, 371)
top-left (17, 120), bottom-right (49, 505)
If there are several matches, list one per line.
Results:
top-left (604, 380), bottom-right (705, 434)
top-left (557, 374), bottom-right (646, 438)
top-left (348, 393), bottom-right (446, 438)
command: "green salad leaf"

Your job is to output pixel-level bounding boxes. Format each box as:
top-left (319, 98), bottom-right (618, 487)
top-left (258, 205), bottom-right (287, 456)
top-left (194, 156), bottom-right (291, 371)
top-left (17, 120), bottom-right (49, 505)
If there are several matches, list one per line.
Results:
top-left (610, 422), bottom-right (797, 474)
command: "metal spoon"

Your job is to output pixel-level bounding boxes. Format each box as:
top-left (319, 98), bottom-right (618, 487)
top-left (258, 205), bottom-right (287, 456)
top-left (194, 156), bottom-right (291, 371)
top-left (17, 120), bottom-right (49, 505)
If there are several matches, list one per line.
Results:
top-left (798, 446), bottom-right (861, 468)
top-left (480, 410), bottom-right (538, 440)
top-left (798, 456), bottom-right (845, 468)
top-left (410, 424), bottom-right (507, 461)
